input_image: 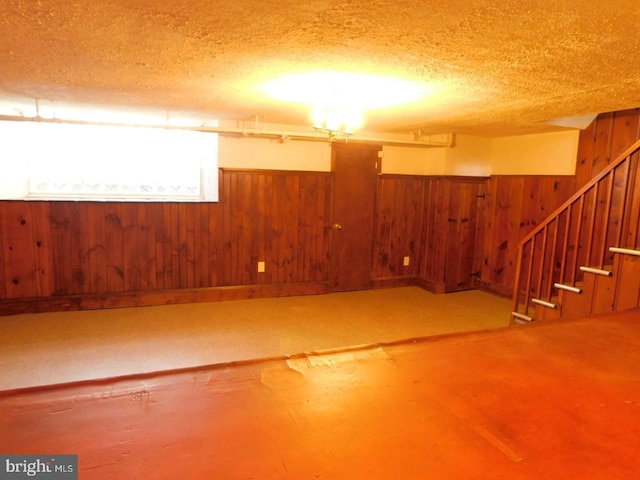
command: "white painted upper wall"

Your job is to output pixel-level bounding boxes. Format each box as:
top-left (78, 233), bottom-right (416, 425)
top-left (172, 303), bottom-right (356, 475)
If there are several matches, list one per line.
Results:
top-left (219, 136), bottom-right (330, 171)
top-left (218, 127), bottom-right (581, 176)
top-left (491, 130), bottom-right (579, 175)
top-left (443, 135), bottom-right (492, 176)
top-left (380, 145), bottom-right (446, 175)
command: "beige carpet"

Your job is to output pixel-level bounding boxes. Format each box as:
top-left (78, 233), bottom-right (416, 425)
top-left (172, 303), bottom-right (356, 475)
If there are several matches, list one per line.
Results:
top-left (0, 287), bottom-right (511, 391)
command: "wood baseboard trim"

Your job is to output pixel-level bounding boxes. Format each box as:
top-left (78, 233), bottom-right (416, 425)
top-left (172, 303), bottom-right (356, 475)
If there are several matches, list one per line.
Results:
top-left (371, 276), bottom-right (419, 289)
top-left (0, 282), bottom-right (331, 317)
top-left (414, 277), bottom-right (446, 294)
top-left (472, 280), bottom-right (512, 298)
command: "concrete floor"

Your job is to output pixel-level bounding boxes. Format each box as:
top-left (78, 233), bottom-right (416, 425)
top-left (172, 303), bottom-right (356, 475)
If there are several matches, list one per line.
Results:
top-left (1, 309), bottom-right (639, 479)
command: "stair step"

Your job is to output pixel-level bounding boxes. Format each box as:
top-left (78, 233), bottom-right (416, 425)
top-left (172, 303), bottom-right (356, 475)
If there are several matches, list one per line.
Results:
top-left (609, 246), bottom-right (640, 257)
top-left (554, 283), bottom-right (582, 294)
top-left (531, 298), bottom-right (557, 309)
top-left (579, 265), bottom-right (613, 277)
top-left (512, 312), bottom-right (534, 323)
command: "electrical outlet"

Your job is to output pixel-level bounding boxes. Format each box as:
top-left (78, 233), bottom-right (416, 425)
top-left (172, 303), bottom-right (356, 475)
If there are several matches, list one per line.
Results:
top-left (403, 256), bottom-right (410, 266)
top-left (257, 261), bottom-right (266, 273)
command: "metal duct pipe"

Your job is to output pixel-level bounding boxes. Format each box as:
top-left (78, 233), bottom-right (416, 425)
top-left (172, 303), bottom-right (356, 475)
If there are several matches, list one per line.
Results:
top-left (0, 114), bottom-right (454, 148)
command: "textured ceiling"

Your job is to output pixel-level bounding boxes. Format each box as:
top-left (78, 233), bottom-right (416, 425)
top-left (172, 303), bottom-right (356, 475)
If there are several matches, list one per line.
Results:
top-left (1, 0), bottom-right (640, 136)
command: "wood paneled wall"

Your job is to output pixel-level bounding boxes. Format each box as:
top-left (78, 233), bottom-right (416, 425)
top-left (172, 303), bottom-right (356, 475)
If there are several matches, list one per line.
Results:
top-left (0, 164), bottom-right (598, 310)
top-left (576, 108), bottom-right (640, 188)
top-left (221, 170), bottom-right (333, 286)
top-left (372, 175), bottom-right (425, 281)
top-left (476, 108), bottom-right (640, 297)
top-left (475, 175), bottom-right (577, 296)
top-left (0, 169), bottom-right (333, 305)
top-left (574, 108), bottom-right (640, 268)
top-left (2, 109), bottom-right (639, 313)
top-left (418, 177), bottom-right (486, 293)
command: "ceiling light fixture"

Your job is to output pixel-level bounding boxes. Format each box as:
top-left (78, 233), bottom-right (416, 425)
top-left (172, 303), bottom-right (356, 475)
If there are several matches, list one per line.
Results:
top-left (311, 105), bottom-right (362, 142)
top-left (262, 71), bottom-right (430, 142)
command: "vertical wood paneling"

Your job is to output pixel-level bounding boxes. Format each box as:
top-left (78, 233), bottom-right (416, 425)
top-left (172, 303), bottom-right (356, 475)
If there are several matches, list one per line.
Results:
top-left (178, 203), bottom-right (192, 288)
top-left (576, 109), bottom-right (640, 189)
top-left (575, 120), bottom-right (596, 189)
top-left (169, 203), bottom-right (182, 288)
top-left (253, 174), bottom-right (265, 284)
top-left (399, 178), bottom-right (420, 276)
top-left (592, 112), bottom-right (615, 177)
top-left (299, 176), bottom-right (312, 283)
top-left (48, 203), bottom-right (69, 295)
top-left (270, 175), bottom-right (285, 284)
top-left (321, 174), bottom-right (333, 280)
top-left (286, 175), bottom-right (299, 283)
top-left (610, 109), bottom-right (640, 163)
top-left (190, 203), bottom-right (201, 287)
top-left (0, 202), bottom-right (37, 298)
top-left (478, 175), bottom-right (576, 296)
top-left (482, 177), bottom-right (514, 289)
top-left (77, 203), bottom-right (92, 294)
top-left (501, 108), bottom-right (640, 303)
top-left (263, 174), bottom-right (275, 283)
top-left (122, 204), bottom-right (141, 292)
top-left (419, 177), bottom-right (448, 289)
top-left (239, 175), bottom-right (250, 284)
top-left (624, 153), bottom-right (640, 249)
top-left (374, 178), bottom-right (392, 276)
top-left (2, 109), bottom-right (638, 308)
top-left (136, 204), bottom-right (153, 291)
top-left (105, 203), bottom-right (125, 293)
top-left (0, 212), bottom-right (5, 299)
top-left (197, 203), bottom-right (209, 288)
top-left (50, 202), bottom-right (90, 295)
top-left (151, 203), bottom-right (166, 289)
top-left (229, 173), bottom-right (244, 285)
top-left (372, 175), bottom-right (424, 280)
top-left (473, 181), bottom-right (487, 281)
top-left (1, 170), bottom-right (341, 302)
top-left (87, 203), bottom-right (108, 293)
top-left (207, 201), bottom-right (223, 287)
top-left (217, 169), bottom-right (332, 289)
top-left (299, 175), bottom-right (310, 282)
top-left (30, 202), bottom-right (54, 297)
top-left (444, 179), bottom-right (483, 291)
top-left (221, 172), bottom-right (233, 286)
top-left (162, 203), bottom-right (175, 289)
top-left (146, 205), bottom-right (158, 290)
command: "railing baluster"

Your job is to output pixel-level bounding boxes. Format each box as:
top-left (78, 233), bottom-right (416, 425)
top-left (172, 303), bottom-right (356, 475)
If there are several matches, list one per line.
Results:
top-left (546, 219), bottom-right (559, 300)
top-left (523, 237), bottom-right (535, 316)
top-left (559, 205), bottom-right (571, 285)
top-left (631, 154), bottom-right (640, 248)
top-left (615, 158), bottom-right (631, 248)
top-left (598, 170), bottom-right (615, 268)
top-left (511, 139), bottom-right (640, 321)
top-left (571, 196), bottom-right (585, 285)
top-left (585, 182), bottom-right (599, 267)
top-left (511, 244), bottom-right (524, 318)
top-left (536, 226), bottom-right (548, 300)
top-left (612, 159), bottom-right (633, 247)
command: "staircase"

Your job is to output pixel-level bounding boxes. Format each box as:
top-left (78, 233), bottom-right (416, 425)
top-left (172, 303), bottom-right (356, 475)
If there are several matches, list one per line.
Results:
top-left (511, 139), bottom-right (640, 324)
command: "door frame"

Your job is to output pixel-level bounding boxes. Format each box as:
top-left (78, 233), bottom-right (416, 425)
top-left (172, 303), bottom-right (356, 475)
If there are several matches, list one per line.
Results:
top-left (329, 143), bottom-right (381, 292)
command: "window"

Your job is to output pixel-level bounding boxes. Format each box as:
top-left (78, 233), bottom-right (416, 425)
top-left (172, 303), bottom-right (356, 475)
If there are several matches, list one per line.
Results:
top-left (0, 121), bottom-right (218, 202)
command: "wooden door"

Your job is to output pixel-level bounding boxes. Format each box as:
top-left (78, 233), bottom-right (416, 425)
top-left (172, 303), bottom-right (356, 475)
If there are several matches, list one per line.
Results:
top-left (444, 178), bottom-right (484, 292)
top-left (330, 143), bottom-right (380, 292)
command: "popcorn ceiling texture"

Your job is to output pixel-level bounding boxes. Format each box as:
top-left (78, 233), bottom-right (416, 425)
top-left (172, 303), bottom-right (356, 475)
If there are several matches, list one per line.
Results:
top-left (1, 0), bottom-right (639, 135)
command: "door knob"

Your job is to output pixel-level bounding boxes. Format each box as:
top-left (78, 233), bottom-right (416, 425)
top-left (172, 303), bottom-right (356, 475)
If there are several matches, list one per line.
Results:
top-left (331, 223), bottom-right (343, 230)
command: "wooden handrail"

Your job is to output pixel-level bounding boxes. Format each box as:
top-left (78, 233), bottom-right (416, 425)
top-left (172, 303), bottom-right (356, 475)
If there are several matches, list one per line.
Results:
top-left (516, 138), bottom-right (640, 250)
top-left (511, 136), bottom-right (640, 322)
